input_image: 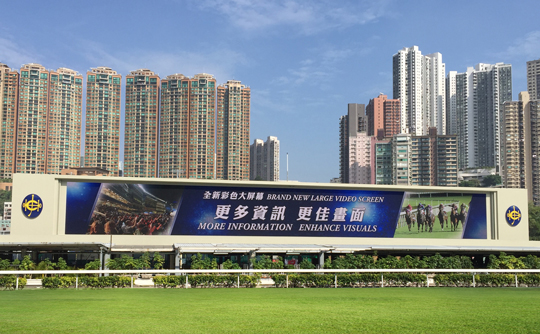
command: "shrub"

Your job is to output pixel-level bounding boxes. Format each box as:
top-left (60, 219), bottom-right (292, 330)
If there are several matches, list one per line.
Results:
top-left (0, 275), bottom-right (27, 290)
top-left (42, 276), bottom-right (75, 289)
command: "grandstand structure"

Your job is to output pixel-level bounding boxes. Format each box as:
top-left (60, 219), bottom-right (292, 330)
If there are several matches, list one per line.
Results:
top-left (1, 174), bottom-right (536, 269)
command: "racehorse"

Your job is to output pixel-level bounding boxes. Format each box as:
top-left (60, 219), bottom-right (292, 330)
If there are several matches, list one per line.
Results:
top-left (405, 208), bottom-right (416, 231)
top-left (456, 203), bottom-right (467, 228)
top-left (425, 205), bottom-right (436, 233)
top-left (438, 203), bottom-right (448, 231)
top-left (450, 204), bottom-right (460, 232)
top-left (417, 205), bottom-right (426, 232)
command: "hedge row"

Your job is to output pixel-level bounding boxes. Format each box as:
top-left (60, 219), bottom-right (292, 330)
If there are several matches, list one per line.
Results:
top-left (4, 273), bottom-right (540, 289)
top-left (273, 273), bottom-right (540, 288)
top-left (152, 274), bottom-right (259, 288)
top-left (0, 275), bottom-right (27, 290)
top-left (272, 273), bottom-right (427, 288)
top-left (41, 276), bottom-right (132, 289)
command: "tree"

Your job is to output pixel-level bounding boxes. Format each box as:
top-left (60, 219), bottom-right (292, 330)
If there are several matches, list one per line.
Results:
top-left (529, 202), bottom-right (540, 241)
top-left (153, 252), bottom-right (165, 269)
top-left (0, 189), bottom-right (12, 216)
top-left (459, 179), bottom-right (480, 187)
top-left (482, 175), bottom-right (501, 187)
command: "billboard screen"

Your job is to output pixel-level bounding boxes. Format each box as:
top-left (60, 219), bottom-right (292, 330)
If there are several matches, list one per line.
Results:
top-left (65, 182), bottom-right (487, 239)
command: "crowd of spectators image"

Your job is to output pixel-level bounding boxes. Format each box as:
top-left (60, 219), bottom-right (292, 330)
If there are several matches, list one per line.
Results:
top-left (86, 184), bottom-right (177, 235)
top-left (87, 204), bottom-right (173, 235)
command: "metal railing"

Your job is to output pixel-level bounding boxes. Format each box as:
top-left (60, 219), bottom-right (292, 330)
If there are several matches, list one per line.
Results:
top-left (3, 268), bottom-right (540, 290)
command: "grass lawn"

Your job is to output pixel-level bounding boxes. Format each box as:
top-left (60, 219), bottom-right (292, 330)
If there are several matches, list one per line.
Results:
top-left (1, 288), bottom-right (539, 333)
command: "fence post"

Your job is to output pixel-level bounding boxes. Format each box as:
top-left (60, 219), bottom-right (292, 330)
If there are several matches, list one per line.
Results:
top-left (515, 274), bottom-right (518, 288)
top-left (186, 275), bottom-right (189, 288)
top-left (426, 274), bottom-right (429, 288)
top-left (472, 273), bottom-right (476, 288)
top-left (334, 274), bottom-right (337, 288)
top-left (237, 275), bottom-right (240, 288)
top-left (16, 275), bottom-right (19, 290)
top-left (131, 275), bottom-right (133, 289)
top-left (381, 274), bottom-right (384, 288)
top-left (76, 275), bottom-right (78, 290)
top-left (286, 274), bottom-right (288, 288)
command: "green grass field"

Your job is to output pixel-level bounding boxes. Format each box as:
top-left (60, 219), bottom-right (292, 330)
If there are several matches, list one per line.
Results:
top-left (1, 288), bottom-right (539, 333)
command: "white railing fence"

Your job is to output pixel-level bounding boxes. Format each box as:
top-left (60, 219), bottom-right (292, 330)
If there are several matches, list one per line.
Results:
top-left (3, 268), bottom-right (540, 290)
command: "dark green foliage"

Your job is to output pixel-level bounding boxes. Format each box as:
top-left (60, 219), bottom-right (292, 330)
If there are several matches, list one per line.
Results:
top-left (0, 275), bottom-right (26, 289)
top-left (221, 259), bottom-right (241, 270)
top-left (529, 202), bottom-right (540, 241)
top-left (42, 276), bottom-right (75, 288)
top-left (434, 274), bottom-right (474, 287)
top-left (190, 253), bottom-right (218, 269)
top-left (0, 259), bottom-right (10, 270)
top-left (0, 189), bottom-right (11, 216)
top-left (153, 252), bottom-right (165, 269)
top-left (251, 255), bottom-right (283, 269)
top-left (152, 274), bottom-right (259, 288)
top-left (482, 175), bottom-right (501, 187)
top-left (487, 252), bottom-right (525, 269)
top-left (78, 275), bottom-right (132, 288)
top-left (459, 179), bottom-right (480, 187)
top-left (299, 258), bottom-right (316, 269)
top-left (324, 253), bottom-right (474, 270)
top-left (84, 259), bottom-right (101, 270)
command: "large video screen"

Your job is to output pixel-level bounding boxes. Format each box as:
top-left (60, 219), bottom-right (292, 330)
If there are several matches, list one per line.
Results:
top-left (65, 182), bottom-right (487, 239)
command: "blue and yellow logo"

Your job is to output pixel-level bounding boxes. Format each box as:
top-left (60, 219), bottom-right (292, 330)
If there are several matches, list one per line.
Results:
top-left (22, 194), bottom-right (43, 218)
top-left (505, 205), bottom-right (521, 226)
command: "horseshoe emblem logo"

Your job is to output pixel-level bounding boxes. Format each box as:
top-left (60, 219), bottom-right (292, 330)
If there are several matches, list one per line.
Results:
top-left (22, 194), bottom-right (43, 219)
top-left (505, 206), bottom-right (521, 227)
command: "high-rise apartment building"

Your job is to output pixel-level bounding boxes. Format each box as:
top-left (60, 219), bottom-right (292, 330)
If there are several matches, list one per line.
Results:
top-left (16, 64), bottom-right (50, 174)
top-left (217, 80), bottom-right (250, 180)
top-left (411, 128), bottom-right (458, 187)
top-left (366, 94), bottom-right (401, 138)
top-left (530, 99), bottom-right (540, 205)
top-left (46, 67), bottom-right (83, 174)
top-left (450, 63), bottom-right (512, 170)
top-left (159, 73), bottom-right (216, 179)
top-left (501, 92), bottom-right (531, 193)
top-left (249, 136), bottom-right (279, 181)
top-left (390, 129), bottom-right (457, 187)
top-left (393, 46), bottom-right (446, 136)
top-left (84, 67), bottom-right (121, 176)
top-left (348, 132), bottom-right (373, 184)
top-left (392, 133), bottom-right (412, 186)
top-left (16, 64), bottom-right (83, 174)
top-left (124, 69), bottom-right (160, 178)
top-left (0, 63), bottom-right (18, 178)
top-left (446, 71), bottom-right (458, 135)
top-left (370, 139), bottom-right (392, 185)
top-left (527, 59), bottom-right (540, 100)
top-left (159, 73), bottom-right (190, 179)
top-left (339, 104), bottom-right (366, 183)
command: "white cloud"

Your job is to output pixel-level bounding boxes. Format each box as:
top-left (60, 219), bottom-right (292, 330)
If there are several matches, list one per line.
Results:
top-left (75, 40), bottom-right (250, 83)
top-left (500, 31), bottom-right (540, 60)
top-left (198, 0), bottom-right (392, 35)
top-left (0, 37), bottom-right (37, 68)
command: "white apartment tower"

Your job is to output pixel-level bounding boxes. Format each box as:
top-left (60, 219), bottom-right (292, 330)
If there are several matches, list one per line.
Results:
top-left (393, 46), bottom-right (446, 136)
top-left (449, 63), bottom-right (512, 170)
top-left (249, 136), bottom-right (279, 181)
top-left (446, 71), bottom-right (458, 135)
top-left (527, 59), bottom-right (540, 101)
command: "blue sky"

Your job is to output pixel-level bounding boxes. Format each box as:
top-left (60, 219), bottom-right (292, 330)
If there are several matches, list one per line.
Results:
top-left (1, 0), bottom-right (539, 182)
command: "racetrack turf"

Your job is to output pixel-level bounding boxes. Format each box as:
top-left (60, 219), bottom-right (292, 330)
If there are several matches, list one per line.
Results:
top-left (1, 287), bottom-right (539, 333)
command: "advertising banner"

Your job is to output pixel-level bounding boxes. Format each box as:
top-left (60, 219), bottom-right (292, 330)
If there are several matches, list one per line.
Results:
top-left (65, 182), bottom-right (487, 239)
